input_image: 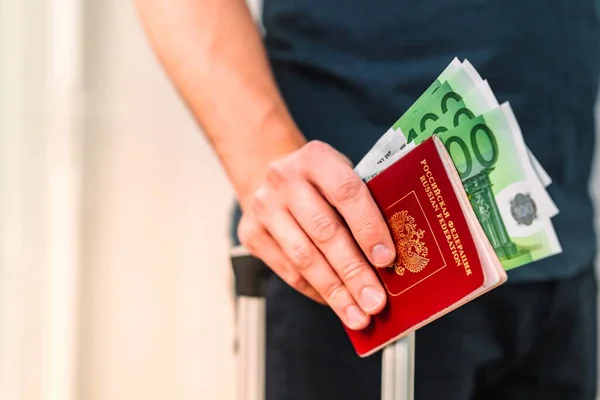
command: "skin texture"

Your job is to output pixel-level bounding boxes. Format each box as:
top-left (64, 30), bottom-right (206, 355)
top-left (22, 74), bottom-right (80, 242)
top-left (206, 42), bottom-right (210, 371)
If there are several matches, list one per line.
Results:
top-left (135, 0), bottom-right (396, 330)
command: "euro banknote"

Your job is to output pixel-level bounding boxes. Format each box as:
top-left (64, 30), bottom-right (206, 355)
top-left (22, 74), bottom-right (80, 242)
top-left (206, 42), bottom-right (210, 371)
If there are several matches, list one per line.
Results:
top-left (398, 77), bottom-right (558, 218)
top-left (400, 61), bottom-right (552, 188)
top-left (434, 103), bottom-right (562, 269)
top-left (359, 62), bottom-right (553, 206)
top-left (355, 59), bottom-right (561, 270)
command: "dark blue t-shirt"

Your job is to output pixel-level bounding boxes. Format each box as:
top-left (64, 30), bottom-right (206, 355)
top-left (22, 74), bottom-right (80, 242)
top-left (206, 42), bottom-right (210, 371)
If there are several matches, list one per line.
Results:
top-left (233, 0), bottom-right (600, 282)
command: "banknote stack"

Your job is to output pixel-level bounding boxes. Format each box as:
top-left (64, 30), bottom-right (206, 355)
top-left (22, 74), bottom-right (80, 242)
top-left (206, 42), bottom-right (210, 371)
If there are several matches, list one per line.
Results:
top-left (355, 58), bottom-right (561, 271)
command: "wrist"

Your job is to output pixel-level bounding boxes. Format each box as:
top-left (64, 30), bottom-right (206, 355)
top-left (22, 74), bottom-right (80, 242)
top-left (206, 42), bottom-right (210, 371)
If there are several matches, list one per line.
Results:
top-left (222, 114), bottom-right (306, 208)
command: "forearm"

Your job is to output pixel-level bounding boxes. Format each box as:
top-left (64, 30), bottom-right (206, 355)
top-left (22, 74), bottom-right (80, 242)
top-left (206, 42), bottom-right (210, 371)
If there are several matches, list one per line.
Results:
top-left (135, 0), bottom-right (305, 206)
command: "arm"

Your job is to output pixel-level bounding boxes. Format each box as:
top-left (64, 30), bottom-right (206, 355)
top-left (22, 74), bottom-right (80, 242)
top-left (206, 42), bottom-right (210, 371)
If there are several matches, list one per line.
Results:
top-left (135, 0), bottom-right (302, 203)
top-left (135, 0), bottom-right (396, 330)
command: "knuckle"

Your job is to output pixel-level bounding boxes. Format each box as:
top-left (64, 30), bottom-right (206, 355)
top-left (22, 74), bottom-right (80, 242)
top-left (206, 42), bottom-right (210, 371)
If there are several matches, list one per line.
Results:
top-left (250, 186), bottom-right (270, 215)
top-left (340, 260), bottom-right (368, 281)
top-left (265, 160), bottom-right (287, 188)
top-left (333, 176), bottom-right (363, 203)
top-left (311, 214), bottom-right (341, 244)
top-left (287, 273), bottom-right (307, 290)
top-left (237, 217), bottom-right (257, 247)
top-left (303, 140), bottom-right (331, 156)
top-left (354, 215), bottom-right (377, 237)
top-left (288, 242), bottom-right (314, 269)
top-left (323, 281), bottom-right (346, 303)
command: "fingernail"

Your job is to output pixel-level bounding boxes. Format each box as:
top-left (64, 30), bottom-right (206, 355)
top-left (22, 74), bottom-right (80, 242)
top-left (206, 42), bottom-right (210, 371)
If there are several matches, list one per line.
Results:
top-left (371, 244), bottom-right (394, 266)
top-left (345, 305), bottom-right (367, 329)
top-left (360, 286), bottom-right (385, 312)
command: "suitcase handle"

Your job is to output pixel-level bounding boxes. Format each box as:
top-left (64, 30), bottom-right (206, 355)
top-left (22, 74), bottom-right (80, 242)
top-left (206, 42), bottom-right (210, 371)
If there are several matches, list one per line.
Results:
top-left (231, 245), bottom-right (271, 298)
top-left (230, 245), bottom-right (414, 400)
top-left (231, 246), bottom-right (269, 400)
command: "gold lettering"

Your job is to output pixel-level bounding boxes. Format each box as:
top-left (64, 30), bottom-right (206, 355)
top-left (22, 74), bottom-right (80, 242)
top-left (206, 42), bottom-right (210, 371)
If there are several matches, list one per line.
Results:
top-left (452, 249), bottom-right (461, 266)
top-left (422, 159), bottom-right (471, 277)
top-left (429, 195), bottom-right (438, 211)
top-left (450, 227), bottom-right (459, 242)
top-left (438, 198), bottom-right (450, 219)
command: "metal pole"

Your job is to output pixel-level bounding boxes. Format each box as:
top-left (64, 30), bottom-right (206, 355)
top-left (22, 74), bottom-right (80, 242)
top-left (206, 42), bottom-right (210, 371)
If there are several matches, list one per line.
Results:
top-left (381, 332), bottom-right (415, 400)
top-left (230, 246), bottom-right (271, 400)
top-left (236, 296), bottom-right (266, 400)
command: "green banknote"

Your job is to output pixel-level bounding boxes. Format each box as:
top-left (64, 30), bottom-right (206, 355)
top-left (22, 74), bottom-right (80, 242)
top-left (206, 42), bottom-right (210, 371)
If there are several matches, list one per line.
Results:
top-left (419, 80), bottom-right (498, 136)
top-left (435, 103), bottom-right (561, 270)
top-left (415, 78), bottom-right (553, 189)
top-left (356, 59), bottom-right (561, 270)
top-left (393, 60), bottom-right (482, 141)
top-left (391, 58), bottom-right (468, 130)
top-left (401, 79), bottom-right (558, 217)
top-left (363, 60), bottom-right (550, 189)
top-left (396, 61), bottom-right (552, 189)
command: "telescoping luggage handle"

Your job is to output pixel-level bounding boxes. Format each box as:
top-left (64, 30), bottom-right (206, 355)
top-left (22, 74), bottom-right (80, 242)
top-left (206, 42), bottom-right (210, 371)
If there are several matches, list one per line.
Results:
top-left (230, 245), bottom-right (415, 400)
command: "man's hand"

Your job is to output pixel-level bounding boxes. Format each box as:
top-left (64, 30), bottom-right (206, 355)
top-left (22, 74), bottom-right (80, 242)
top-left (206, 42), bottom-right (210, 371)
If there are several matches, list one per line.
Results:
top-left (238, 140), bottom-right (396, 330)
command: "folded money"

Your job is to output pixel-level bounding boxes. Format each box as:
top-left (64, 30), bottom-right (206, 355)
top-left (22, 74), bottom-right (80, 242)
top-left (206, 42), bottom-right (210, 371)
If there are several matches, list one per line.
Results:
top-left (356, 58), bottom-right (561, 271)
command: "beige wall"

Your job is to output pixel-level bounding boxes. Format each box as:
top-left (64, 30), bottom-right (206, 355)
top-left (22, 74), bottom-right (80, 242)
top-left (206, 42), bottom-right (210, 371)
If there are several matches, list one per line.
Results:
top-left (78, 1), bottom-right (237, 399)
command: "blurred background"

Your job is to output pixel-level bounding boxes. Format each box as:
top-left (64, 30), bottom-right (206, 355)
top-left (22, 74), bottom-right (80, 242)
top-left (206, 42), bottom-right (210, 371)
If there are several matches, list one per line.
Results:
top-left (0, 0), bottom-right (598, 399)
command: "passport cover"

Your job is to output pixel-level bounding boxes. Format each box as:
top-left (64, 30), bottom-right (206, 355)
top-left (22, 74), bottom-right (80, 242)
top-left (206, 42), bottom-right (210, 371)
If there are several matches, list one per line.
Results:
top-left (345, 137), bottom-right (487, 357)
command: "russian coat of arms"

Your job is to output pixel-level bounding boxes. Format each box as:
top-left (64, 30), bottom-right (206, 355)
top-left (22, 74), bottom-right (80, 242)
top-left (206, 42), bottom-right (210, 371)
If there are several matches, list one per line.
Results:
top-left (388, 210), bottom-right (430, 276)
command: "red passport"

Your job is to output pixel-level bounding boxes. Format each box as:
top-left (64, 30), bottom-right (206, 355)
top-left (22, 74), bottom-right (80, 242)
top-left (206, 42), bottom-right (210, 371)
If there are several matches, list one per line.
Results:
top-left (345, 136), bottom-right (507, 357)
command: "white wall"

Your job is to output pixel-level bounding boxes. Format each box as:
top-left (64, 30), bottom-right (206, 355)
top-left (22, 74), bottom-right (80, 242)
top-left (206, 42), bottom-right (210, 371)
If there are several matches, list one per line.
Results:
top-left (78, 1), bottom-right (237, 399)
top-left (0, 1), bottom-right (84, 399)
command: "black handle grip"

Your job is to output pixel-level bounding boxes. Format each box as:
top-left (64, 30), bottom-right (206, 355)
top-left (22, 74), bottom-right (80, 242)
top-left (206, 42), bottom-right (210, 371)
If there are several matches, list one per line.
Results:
top-left (230, 246), bottom-right (272, 297)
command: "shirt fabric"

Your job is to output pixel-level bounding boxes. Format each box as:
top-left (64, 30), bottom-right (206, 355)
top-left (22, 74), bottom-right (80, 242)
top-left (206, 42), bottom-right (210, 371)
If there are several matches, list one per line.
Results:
top-left (232, 0), bottom-right (600, 282)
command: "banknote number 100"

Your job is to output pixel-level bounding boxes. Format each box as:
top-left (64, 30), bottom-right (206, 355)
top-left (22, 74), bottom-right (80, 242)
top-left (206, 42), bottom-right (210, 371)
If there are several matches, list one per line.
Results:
top-left (443, 123), bottom-right (499, 180)
top-left (406, 92), bottom-right (471, 143)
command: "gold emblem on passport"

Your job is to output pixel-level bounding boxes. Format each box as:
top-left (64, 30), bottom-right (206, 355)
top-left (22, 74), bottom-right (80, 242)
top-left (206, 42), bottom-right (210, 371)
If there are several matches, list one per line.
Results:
top-left (388, 210), bottom-right (430, 276)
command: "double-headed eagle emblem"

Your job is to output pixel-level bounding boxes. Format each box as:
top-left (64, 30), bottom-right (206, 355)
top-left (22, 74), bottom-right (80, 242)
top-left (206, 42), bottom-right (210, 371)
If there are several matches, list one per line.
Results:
top-left (388, 210), bottom-right (430, 276)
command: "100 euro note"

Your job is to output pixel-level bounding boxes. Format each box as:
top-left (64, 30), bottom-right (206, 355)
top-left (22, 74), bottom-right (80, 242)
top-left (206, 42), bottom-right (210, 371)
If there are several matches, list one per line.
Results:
top-left (393, 59), bottom-right (482, 139)
top-left (433, 103), bottom-right (562, 269)
top-left (399, 77), bottom-right (558, 218)
top-left (396, 59), bottom-right (552, 188)
top-left (357, 62), bottom-right (554, 210)
top-left (354, 59), bottom-right (473, 179)
top-left (356, 104), bottom-right (561, 270)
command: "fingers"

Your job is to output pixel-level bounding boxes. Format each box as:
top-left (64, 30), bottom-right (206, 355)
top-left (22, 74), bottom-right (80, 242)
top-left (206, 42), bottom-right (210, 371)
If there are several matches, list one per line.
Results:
top-left (301, 141), bottom-right (396, 268)
top-left (238, 216), bottom-right (324, 304)
top-left (286, 180), bottom-right (387, 315)
top-left (262, 208), bottom-right (371, 330)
